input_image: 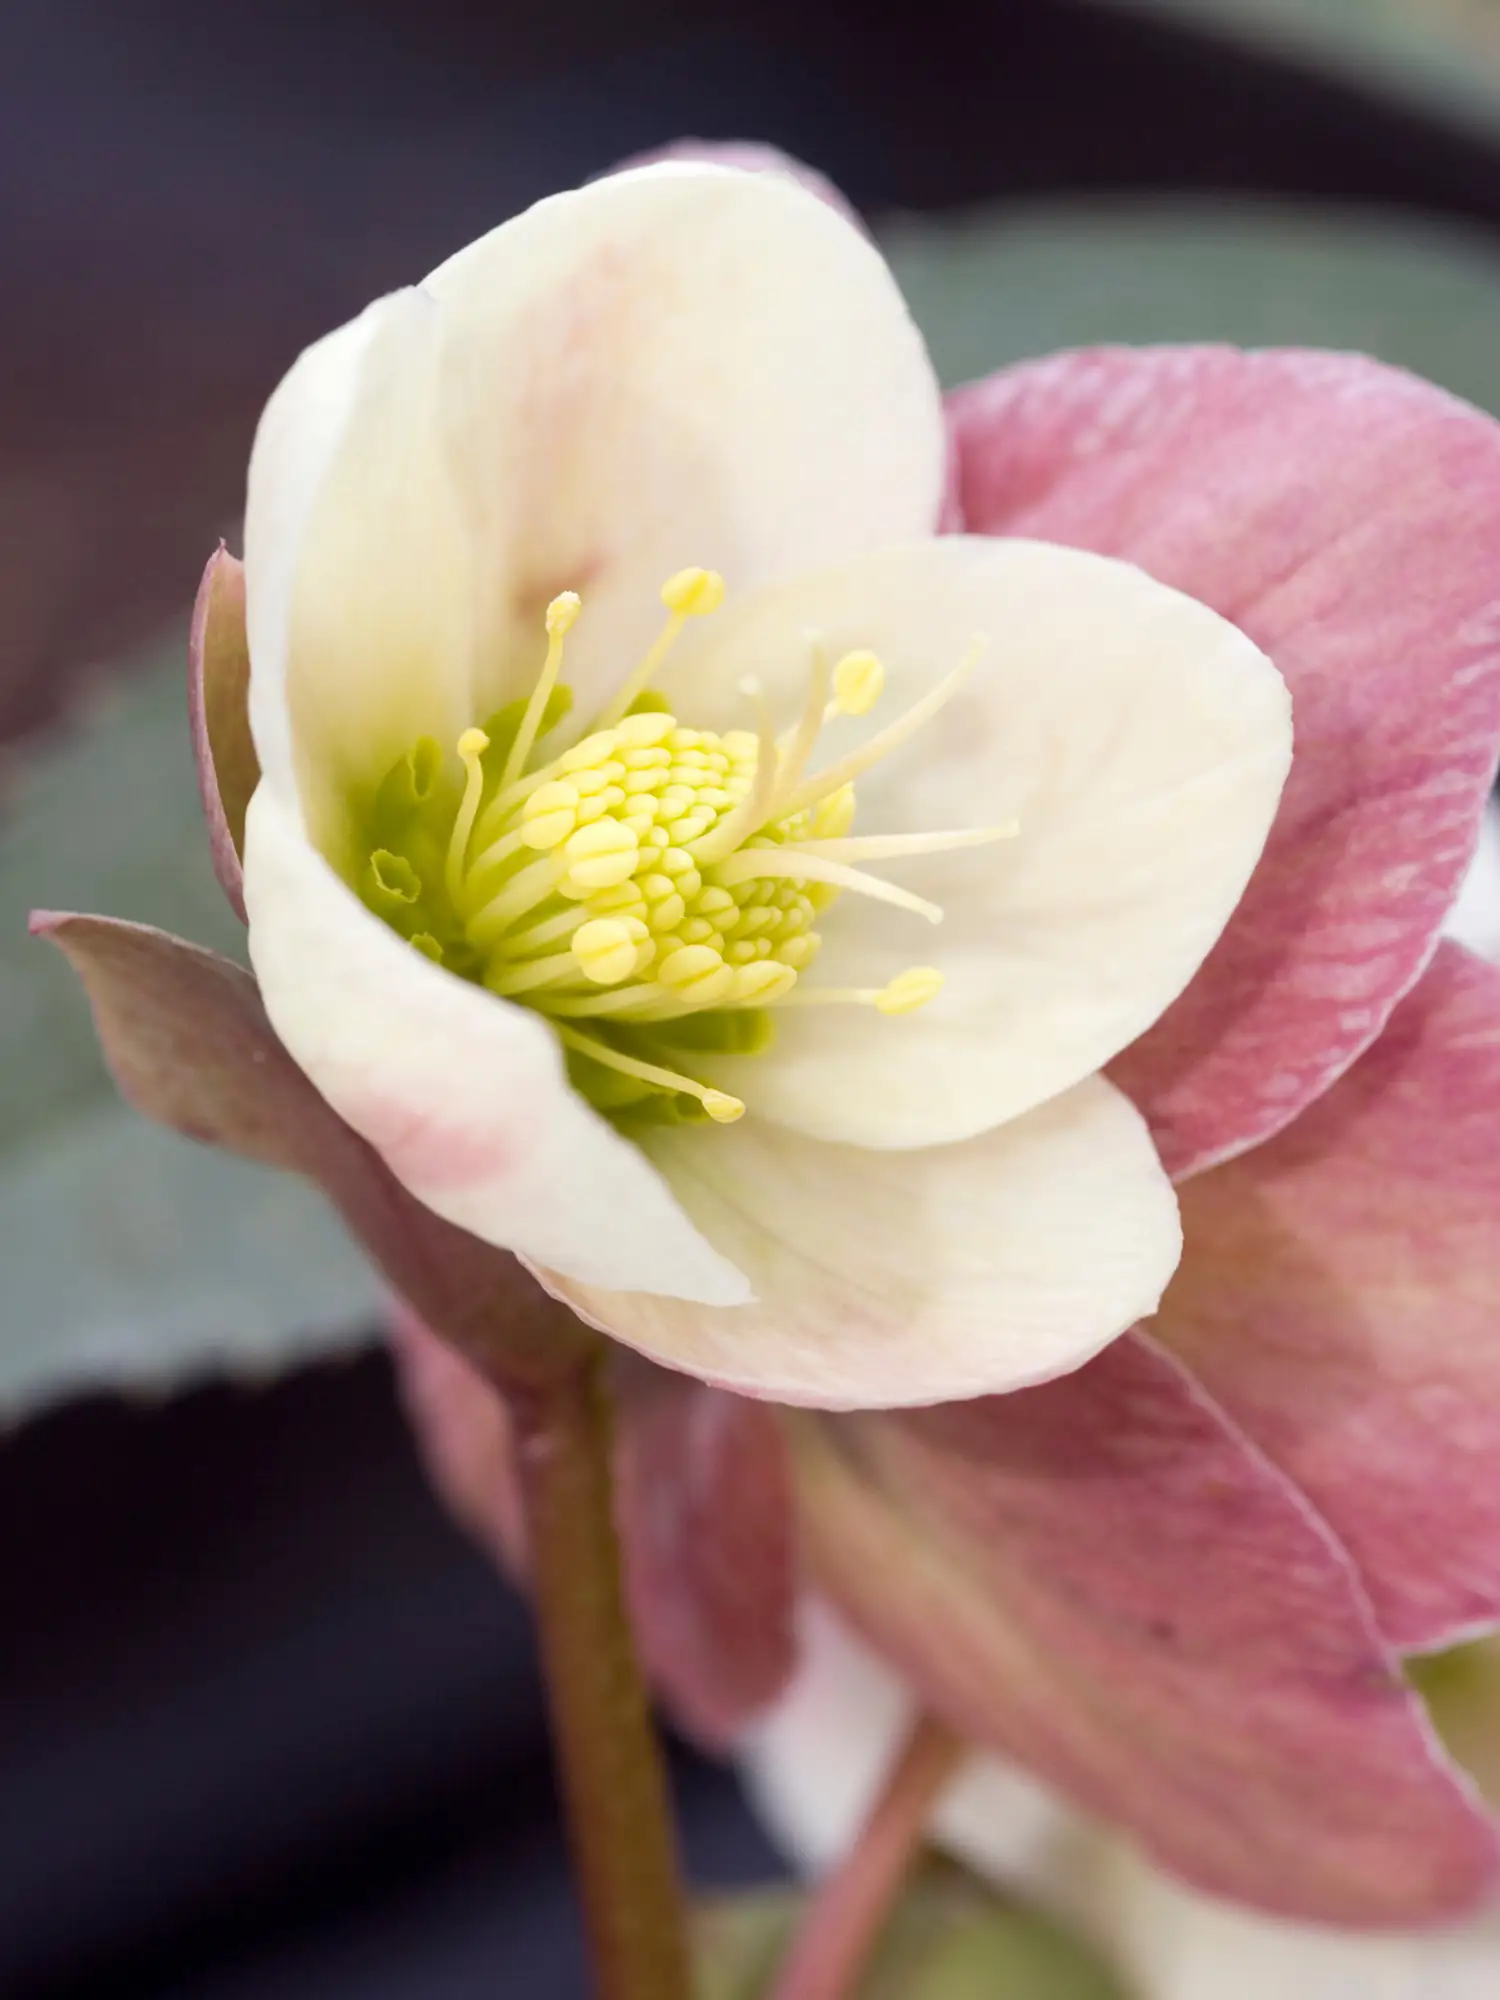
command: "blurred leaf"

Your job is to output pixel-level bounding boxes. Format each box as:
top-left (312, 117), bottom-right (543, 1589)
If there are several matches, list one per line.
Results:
top-left (884, 197), bottom-right (1500, 406)
top-left (0, 639), bottom-right (379, 1419)
top-left (1092, 0), bottom-right (1500, 137)
top-left (695, 1865), bottom-right (1128, 2000)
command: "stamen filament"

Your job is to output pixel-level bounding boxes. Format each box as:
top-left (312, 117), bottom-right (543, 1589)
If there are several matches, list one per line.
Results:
top-left (461, 824), bottom-right (529, 901)
top-left (778, 638), bottom-right (986, 819)
top-left (689, 679), bottom-right (781, 863)
top-left (535, 982), bottom-right (682, 1019)
top-left (500, 592), bottom-right (580, 793)
top-left (484, 950), bottom-right (589, 997)
top-left (795, 824), bottom-right (1017, 865)
top-left (770, 637), bottom-right (831, 811)
top-left (711, 848), bottom-right (944, 924)
top-left (467, 855), bottom-right (562, 945)
top-left (444, 728), bottom-right (491, 909)
top-left (497, 905), bottom-right (592, 958)
top-left (555, 1024), bottom-right (744, 1121)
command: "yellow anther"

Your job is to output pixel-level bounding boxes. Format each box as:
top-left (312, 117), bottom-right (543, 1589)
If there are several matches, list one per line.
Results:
top-left (555, 1024), bottom-right (744, 1122)
top-left (812, 784), bottom-right (857, 840)
top-left (546, 590), bottom-right (582, 635)
top-left (445, 728), bottom-right (491, 906)
top-left (731, 960), bottom-right (798, 1004)
top-left (661, 567), bottom-right (725, 617)
top-left (876, 967), bottom-right (945, 1014)
top-left (562, 731), bottom-right (620, 774)
top-left (572, 918), bottom-right (641, 986)
top-left (521, 780), bottom-right (580, 850)
top-left (658, 943), bottom-right (727, 989)
top-left (616, 710), bottom-right (676, 748)
top-left (560, 819), bottom-right (640, 894)
top-left (831, 650), bottom-right (884, 717)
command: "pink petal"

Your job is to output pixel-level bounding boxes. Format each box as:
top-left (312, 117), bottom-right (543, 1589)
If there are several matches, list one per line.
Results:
top-left (950, 349), bottom-right (1500, 1178)
top-left (33, 911), bottom-right (589, 1393)
top-left (1155, 940), bottom-right (1500, 1654)
top-left (392, 1309), bottom-right (797, 1745)
top-left (797, 1335), bottom-right (1500, 1924)
top-left (187, 545), bottom-right (258, 922)
top-left (612, 1362), bottom-right (798, 1746)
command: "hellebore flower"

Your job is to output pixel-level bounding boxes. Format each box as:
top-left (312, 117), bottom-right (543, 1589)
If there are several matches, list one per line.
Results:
top-left (395, 156), bottom-right (1500, 1931)
top-left (40, 158), bottom-right (1296, 1411)
top-left (745, 1601), bottom-right (1500, 2000)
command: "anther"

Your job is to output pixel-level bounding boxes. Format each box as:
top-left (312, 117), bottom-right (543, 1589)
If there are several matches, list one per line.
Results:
top-left (555, 1024), bottom-right (745, 1122)
top-left (876, 967), bottom-right (945, 1014)
top-left (571, 918), bottom-right (642, 986)
top-left (830, 649), bottom-right (884, 717)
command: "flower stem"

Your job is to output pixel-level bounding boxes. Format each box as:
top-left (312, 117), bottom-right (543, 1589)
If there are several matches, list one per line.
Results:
top-left (770, 1713), bottom-right (963, 2000)
top-left (510, 1345), bottom-right (693, 2000)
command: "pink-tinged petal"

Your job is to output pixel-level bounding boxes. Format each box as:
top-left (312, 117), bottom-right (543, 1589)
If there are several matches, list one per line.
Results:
top-left (186, 545), bottom-right (258, 922)
top-left (612, 1362), bottom-right (798, 1746)
top-left (1154, 940), bottom-right (1500, 1653)
top-left (32, 911), bottom-right (591, 1391)
top-left (796, 1335), bottom-right (1500, 1924)
top-left (607, 139), bottom-right (863, 231)
top-left (243, 785), bottom-right (749, 1306)
top-left (392, 1309), bottom-right (797, 1743)
top-left (554, 1075), bottom-right (1181, 1409)
top-left (950, 348), bottom-right (1500, 1178)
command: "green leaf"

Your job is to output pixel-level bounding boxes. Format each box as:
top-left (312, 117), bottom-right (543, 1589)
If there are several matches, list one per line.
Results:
top-left (1091, 0), bottom-right (1500, 139)
top-left (695, 1865), bottom-right (1128, 2000)
top-left (0, 638), bottom-right (380, 1418)
top-left (883, 197), bottom-right (1500, 409)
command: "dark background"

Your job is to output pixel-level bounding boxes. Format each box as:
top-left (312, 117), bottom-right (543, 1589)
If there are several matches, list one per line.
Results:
top-left (7, 3), bottom-right (1500, 1994)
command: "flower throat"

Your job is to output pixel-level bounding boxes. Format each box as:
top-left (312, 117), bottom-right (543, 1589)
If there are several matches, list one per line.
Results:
top-left (358, 568), bottom-right (1009, 1128)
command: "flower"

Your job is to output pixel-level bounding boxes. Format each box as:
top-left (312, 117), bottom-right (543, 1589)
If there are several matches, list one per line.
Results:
top-left (745, 1599), bottom-right (1500, 2000)
top-left (230, 158), bottom-right (1292, 1407)
top-left (394, 147), bottom-right (1500, 1929)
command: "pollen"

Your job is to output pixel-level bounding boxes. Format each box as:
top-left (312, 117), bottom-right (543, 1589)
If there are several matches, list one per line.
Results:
top-left (357, 570), bottom-right (1012, 1126)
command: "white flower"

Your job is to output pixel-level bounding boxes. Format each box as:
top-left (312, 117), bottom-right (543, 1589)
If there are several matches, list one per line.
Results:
top-left (241, 161), bottom-right (1290, 1407)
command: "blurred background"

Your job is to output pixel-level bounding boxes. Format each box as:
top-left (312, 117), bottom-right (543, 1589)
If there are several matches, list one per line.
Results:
top-left (7, 1), bottom-right (1500, 1993)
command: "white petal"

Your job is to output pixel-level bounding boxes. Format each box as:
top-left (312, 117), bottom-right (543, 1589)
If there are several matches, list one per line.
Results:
top-left (669, 538), bottom-right (1290, 1147)
top-left (421, 162), bottom-right (946, 721)
top-left (245, 289), bottom-right (477, 854)
top-left (743, 1597), bottom-right (1100, 1918)
top-left (547, 1073), bottom-right (1180, 1408)
top-left (1445, 800), bottom-right (1500, 965)
top-left (241, 786), bottom-right (749, 1305)
top-left (1099, 1847), bottom-right (1500, 2000)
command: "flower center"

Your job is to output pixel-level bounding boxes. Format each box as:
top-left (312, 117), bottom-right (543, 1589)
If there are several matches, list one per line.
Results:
top-left (357, 568), bottom-right (1011, 1127)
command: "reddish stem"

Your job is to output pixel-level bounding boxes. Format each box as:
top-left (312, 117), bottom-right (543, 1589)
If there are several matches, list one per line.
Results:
top-left (510, 1347), bottom-right (693, 2000)
top-left (770, 1713), bottom-right (963, 2000)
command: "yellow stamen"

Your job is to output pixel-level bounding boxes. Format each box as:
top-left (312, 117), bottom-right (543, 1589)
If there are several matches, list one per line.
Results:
top-left (710, 847), bottom-right (943, 924)
top-left (500, 592), bottom-right (580, 793)
top-left (688, 678), bottom-right (780, 863)
top-left (444, 728), bottom-right (491, 908)
top-left (467, 855), bottom-right (563, 945)
top-left (596, 567), bottom-right (724, 728)
top-left (779, 638), bottom-right (986, 819)
top-left (571, 917), bottom-right (645, 986)
top-left (779, 966), bottom-right (945, 1012)
top-left (795, 824), bottom-right (1017, 865)
top-left (770, 636), bottom-right (832, 810)
top-left (556, 1024), bottom-right (744, 1122)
